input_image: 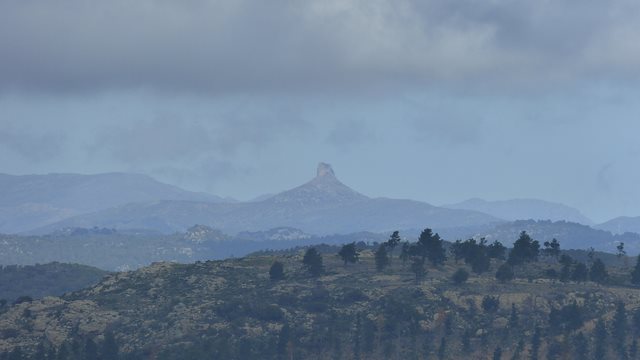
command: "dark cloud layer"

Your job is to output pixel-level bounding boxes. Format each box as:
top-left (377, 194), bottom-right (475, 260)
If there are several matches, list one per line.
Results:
top-left (2, 0), bottom-right (640, 94)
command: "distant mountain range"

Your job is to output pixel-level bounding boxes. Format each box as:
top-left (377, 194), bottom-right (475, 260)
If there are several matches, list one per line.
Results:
top-left (444, 198), bottom-right (593, 225)
top-left (0, 172), bottom-right (229, 233)
top-left (595, 216), bottom-right (640, 235)
top-left (31, 163), bottom-right (503, 235)
top-left (3, 164), bottom-right (640, 244)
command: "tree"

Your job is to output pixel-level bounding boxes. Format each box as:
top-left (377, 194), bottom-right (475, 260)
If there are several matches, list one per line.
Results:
top-left (386, 231), bottom-right (401, 254)
top-left (589, 258), bottom-right (608, 284)
top-left (452, 268), bottom-right (469, 285)
top-left (559, 254), bottom-right (573, 282)
top-left (571, 263), bottom-right (588, 283)
top-left (101, 332), bottom-right (119, 360)
top-left (509, 303), bottom-right (519, 328)
top-left (487, 240), bottom-right (507, 260)
top-left (542, 238), bottom-right (561, 259)
top-left (338, 242), bottom-right (359, 265)
top-left (374, 244), bottom-right (390, 272)
top-left (549, 302), bottom-right (583, 333)
top-left (593, 319), bottom-right (607, 360)
top-left (631, 255), bottom-right (640, 285)
top-left (572, 332), bottom-right (589, 359)
top-left (530, 326), bottom-right (541, 360)
top-left (493, 346), bottom-right (502, 360)
top-left (617, 242), bottom-right (626, 259)
top-left (496, 263), bottom-right (514, 283)
top-left (399, 242), bottom-right (410, 265)
top-left (83, 338), bottom-right (98, 360)
top-left (269, 261), bottom-right (285, 281)
top-left (410, 257), bottom-right (426, 281)
top-left (303, 248), bottom-right (324, 277)
top-left (508, 231), bottom-right (540, 266)
top-left (417, 228), bottom-right (447, 266)
top-left (612, 301), bottom-right (628, 359)
top-left (482, 295), bottom-right (500, 314)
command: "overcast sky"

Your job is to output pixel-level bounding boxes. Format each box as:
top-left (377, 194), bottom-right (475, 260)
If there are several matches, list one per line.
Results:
top-left (2, 0), bottom-right (640, 222)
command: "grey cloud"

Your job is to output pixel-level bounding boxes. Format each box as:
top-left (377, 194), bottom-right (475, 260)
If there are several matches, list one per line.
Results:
top-left (0, 120), bottom-right (65, 162)
top-left (1, 0), bottom-right (640, 95)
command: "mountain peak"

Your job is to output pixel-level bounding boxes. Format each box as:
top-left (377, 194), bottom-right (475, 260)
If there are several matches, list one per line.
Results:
top-left (316, 162), bottom-right (335, 178)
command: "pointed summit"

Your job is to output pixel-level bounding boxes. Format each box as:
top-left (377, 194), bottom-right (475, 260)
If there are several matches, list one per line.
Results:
top-left (316, 162), bottom-right (335, 178)
top-left (265, 162), bottom-right (368, 206)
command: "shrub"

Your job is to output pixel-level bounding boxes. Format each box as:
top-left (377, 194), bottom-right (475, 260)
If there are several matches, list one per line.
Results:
top-left (452, 268), bottom-right (469, 285)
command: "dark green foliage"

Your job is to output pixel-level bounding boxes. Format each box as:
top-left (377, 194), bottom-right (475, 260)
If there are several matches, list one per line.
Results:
top-left (631, 256), bottom-right (640, 285)
top-left (409, 257), bottom-right (426, 281)
top-left (559, 254), bottom-right (573, 282)
top-left (508, 231), bottom-right (540, 266)
top-left (482, 295), bottom-right (500, 314)
top-left (84, 338), bottom-right (98, 360)
top-left (549, 302), bottom-right (583, 333)
top-left (571, 262), bottom-right (588, 282)
top-left (399, 242), bottom-right (410, 265)
top-left (269, 261), bottom-right (285, 281)
top-left (451, 268), bottom-right (469, 285)
top-left (337, 242), bottom-right (359, 265)
top-left (509, 303), bottom-right (519, 328)
top-left (386, 231), bottom-right (401, 253)
top-left (303, 248), bottom-right (324, 277)
top-left (589, 258), bottom-right (608, 283)
top-left (102, 332), bottom-right (119, 360)
top-left (617, 242), bottom-right (626, 259)
top-left (593, 319), bottom-right (607, 360)
top-left (487, 240), bottom-right (507, 260)
top-left (417, 229), bottom-right (446, 266)
top-left (437, 337), bottom-right (446, 360)
top-left (495, 263), bottom-right (514, 283)
top-left (450, 238), bottom-right (491, 274)
top-left (613, 301), bottom-right (628, 359)
top-left (374, 244), bottom-right (390, 272)
top-left (572, 332), bottom-right (589, 359)
top-left (493, 346), bottom-right (502, 360)
top-left (530, 326), bottom-right (541, 360)
top-left (542, 238), bottom-right (561, 258)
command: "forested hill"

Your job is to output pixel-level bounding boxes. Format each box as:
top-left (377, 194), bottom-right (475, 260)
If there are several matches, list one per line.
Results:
top-left (1, 232), bottom-right (640, 359)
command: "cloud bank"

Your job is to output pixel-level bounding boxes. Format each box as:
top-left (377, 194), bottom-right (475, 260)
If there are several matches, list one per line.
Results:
top-left (2, 0), bottom-right (640, 94)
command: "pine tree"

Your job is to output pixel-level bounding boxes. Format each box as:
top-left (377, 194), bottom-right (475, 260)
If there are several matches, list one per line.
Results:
top-left (509, 303), bottom-right (519, 328)
top-left (495, 263), bottom-right (514, 283)
top-left (83, 338), bottom-right (98, 360)
top-left (589, 258), bottom-right (608, 284)
top-left (529, 326), bottom-right (541, 360)
top-left (572, 332), bottom-right (589, 359)
top-left (338, 242), bottom-right (359, 265)
top-left (613, 301), bottom-right (628, 359)
top-left (386, 231), bottom-right (401, 255)
top-left (303, 248), bottom-right (324, 276)
top-left (269, 261), bottom-right (285, 281)
top-left (593, 319), bottom-right (607, 360)
top-left (101, 332), bottom-right (119, 360)
top-left (508, 231), bottom-right (540, 266)
top-left (418, 229), bottom-right (447, 266)
top-left (374, 244), bottom-right (389, 272)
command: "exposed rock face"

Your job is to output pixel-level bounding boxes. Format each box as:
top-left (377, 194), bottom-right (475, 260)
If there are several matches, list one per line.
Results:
top-left (316, 162), bottom-right (335, 178)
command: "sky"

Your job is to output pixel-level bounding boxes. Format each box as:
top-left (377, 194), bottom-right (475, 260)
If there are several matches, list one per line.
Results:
top-left (1, 0), bottom-right (640, 222)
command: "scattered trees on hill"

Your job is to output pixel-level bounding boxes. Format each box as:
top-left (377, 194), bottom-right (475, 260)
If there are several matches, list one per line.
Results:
top-left (542, 238), bottom-right (561, 259)
top-left (385, 231), bottom-right (401, 256)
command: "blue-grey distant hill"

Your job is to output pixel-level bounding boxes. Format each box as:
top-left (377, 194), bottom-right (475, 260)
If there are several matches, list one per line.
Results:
top-left (0, 172), bottom-right (229, 234)
top-left (596, 216), bottom-right (640, 235)
top-left (34, 163), bottom-right (503, 236)
top-left (444, 198), bottom-right (593, 225)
